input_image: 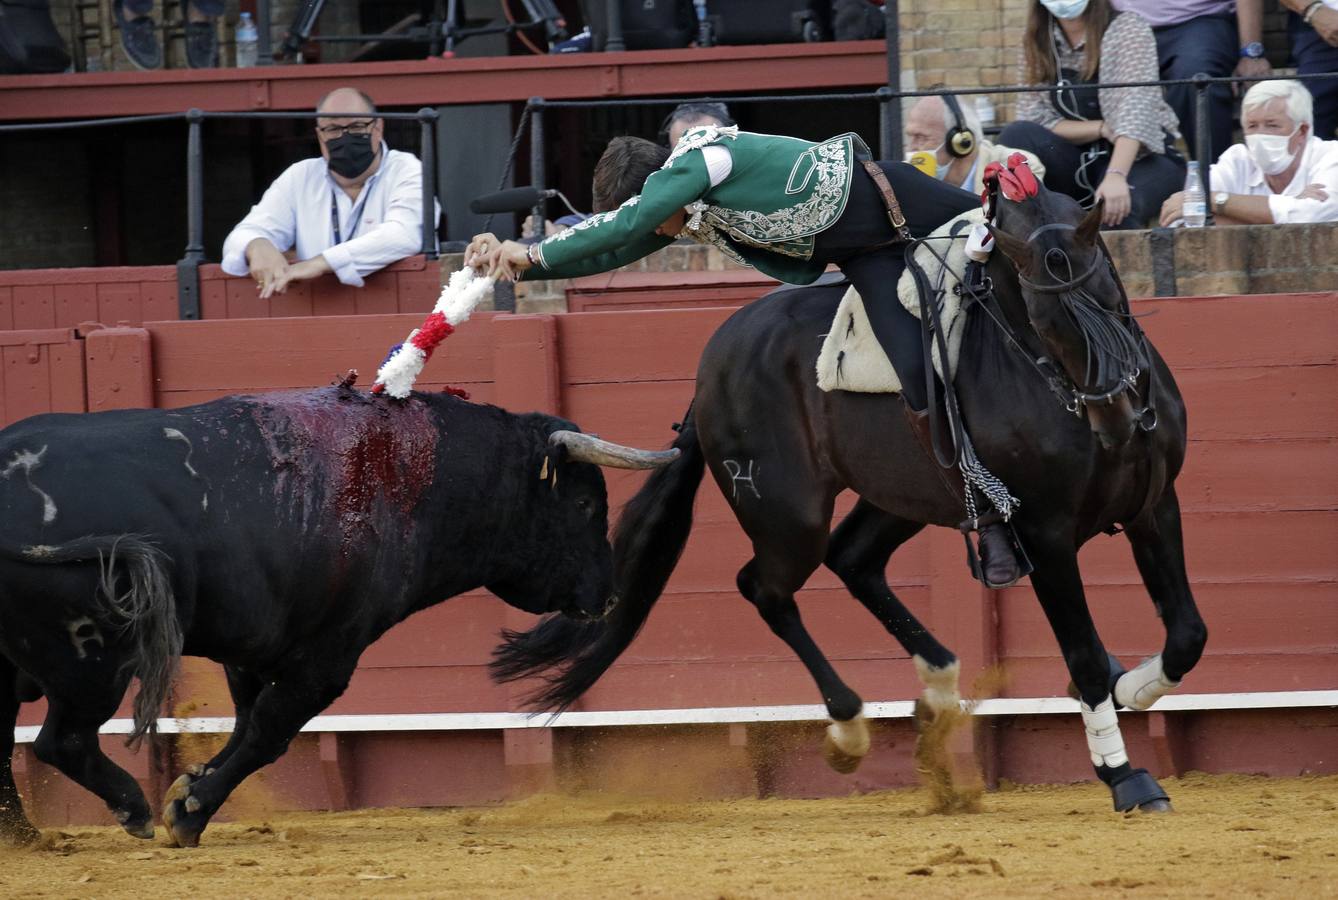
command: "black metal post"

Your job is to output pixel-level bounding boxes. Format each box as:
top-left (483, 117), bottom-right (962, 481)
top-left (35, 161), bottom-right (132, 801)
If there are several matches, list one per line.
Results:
top-left (605, 0), bottom-right (624, 51)
top-left (529, 98), bottom-right (547, 237)
top-left (256, 0), bottom-right (272, 63)
top-left (883, 0), bottom-right (902, 161)
top-left (877, 86), bottom-right (894, 161)
top-left (418, 107), bottom-right (439, 259)
top-left (176, 108), bottom-right (205, 320)
top-left (1194, 73), bottom-right (1213, 225)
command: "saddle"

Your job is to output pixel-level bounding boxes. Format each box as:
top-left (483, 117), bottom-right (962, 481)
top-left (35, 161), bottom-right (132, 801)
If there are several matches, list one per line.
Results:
top-left (815, 208), bottom-right (985, 394)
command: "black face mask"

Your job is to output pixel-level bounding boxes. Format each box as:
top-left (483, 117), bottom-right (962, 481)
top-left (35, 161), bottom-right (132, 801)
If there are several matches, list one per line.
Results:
top-left (326, 132), bottom-right (377, 179)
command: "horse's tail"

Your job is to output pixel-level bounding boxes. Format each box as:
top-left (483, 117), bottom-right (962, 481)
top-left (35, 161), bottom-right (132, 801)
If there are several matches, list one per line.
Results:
top-left (12, 535), bottom-right (180, 748)
top-left (490, 407), bottom-right (706, 711)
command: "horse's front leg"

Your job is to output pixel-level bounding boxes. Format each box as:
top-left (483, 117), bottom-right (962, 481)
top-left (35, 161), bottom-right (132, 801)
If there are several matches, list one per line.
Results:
top-left (1118, 487), bottom-right (1208, 708)
top-left (1028, 541), bottom-right (1173, 813)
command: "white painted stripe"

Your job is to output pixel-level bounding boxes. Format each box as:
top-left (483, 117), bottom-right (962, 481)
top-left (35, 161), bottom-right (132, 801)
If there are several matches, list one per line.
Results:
top-left (12, 690), bottom-right (1337, 744)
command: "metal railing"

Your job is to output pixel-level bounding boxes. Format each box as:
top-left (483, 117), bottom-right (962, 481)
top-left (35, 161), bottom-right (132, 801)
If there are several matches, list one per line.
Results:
top-left (0, 108), bottom-right (439, 320)
top-left (521, 70), bottom-right (1338, 234)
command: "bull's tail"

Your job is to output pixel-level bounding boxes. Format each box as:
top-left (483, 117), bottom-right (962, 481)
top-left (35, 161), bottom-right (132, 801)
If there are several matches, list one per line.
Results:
top-left (490, 408), bottom-right (706, 711)
top-left (17, 535), bottom-right (180, 747)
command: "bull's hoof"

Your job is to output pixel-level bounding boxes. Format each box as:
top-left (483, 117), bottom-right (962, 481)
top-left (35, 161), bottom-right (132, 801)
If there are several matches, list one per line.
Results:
top-left (823, 715), bottom-right (870, 775)
top-left (162, 774), bottom-right (208, 848)
top-left (0, 816), bottom-right (41, 847)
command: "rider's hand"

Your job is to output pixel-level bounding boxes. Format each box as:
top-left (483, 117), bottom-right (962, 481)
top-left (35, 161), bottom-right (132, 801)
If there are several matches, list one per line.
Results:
top-left (488, 241), bottom-right (533, 282)
top-left (1159, 191), bottom-right (1185, 228)
top-left (1096, 172), bottom-right (1132, 227)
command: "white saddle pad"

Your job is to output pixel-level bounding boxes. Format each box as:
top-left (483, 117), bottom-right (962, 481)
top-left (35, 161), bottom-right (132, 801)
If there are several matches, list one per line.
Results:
top-left (815, 208), bottom-right (984, 394)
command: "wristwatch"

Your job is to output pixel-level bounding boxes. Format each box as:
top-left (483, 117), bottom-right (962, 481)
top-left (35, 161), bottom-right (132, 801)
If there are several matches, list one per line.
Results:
top-left (1213, 191), bottom-right (1229, 211)
top-left (1239, 41), bottom-right (1265, 59)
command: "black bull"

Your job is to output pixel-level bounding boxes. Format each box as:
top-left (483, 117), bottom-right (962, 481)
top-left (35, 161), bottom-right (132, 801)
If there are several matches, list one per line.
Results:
top-left (0, 383), bottom-right (674, 847)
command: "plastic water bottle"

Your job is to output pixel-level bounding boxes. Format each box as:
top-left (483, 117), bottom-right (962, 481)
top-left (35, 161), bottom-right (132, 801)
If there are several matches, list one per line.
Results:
top-left (235, 12), bottom-right (259, 68)
top-left (974, 95), bottom-right (996, 133)
top-left (1182, 161), bottom-right (1206, 228)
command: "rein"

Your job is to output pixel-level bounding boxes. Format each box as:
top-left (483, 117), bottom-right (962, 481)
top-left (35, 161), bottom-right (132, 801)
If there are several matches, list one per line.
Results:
top-left (951, 226), bottom-right (1158, 430)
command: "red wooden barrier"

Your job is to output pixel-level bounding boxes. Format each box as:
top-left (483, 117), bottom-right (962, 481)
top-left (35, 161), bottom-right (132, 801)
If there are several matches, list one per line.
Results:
top-left (8, 292), bottom-right (1338, 826)
top-left (0, 258), bottom-right (442, 328)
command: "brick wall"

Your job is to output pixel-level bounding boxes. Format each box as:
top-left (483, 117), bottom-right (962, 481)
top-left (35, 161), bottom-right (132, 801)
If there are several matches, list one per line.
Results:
top-left (897, 0), bottom-right (1296, 124)
top-left (516, 222), bottom-right (1338, 313)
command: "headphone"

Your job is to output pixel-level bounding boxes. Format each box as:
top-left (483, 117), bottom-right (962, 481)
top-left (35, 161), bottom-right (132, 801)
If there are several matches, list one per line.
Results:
top-left (942, 93), bottom-right (977, 158)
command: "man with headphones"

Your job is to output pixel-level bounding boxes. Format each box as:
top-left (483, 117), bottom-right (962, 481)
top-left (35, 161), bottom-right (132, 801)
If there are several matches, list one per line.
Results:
top-left (904, 93), bottom-right (1046, 193)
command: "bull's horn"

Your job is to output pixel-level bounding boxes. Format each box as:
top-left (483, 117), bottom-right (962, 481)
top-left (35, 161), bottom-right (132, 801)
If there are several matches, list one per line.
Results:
top-left (548, 430), bottom-right (680, 470)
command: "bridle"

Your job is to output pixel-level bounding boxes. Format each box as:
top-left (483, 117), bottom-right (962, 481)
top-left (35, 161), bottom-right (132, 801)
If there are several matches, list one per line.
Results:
top-left (948, 222), bottom-right (1159, 432)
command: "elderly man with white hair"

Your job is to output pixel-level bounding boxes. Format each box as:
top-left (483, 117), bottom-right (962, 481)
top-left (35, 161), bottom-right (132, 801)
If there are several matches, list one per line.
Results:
top-left (1160, 80), bottom-right (1338, 226)
top-left (903, 93), bottom-right (1045, 194)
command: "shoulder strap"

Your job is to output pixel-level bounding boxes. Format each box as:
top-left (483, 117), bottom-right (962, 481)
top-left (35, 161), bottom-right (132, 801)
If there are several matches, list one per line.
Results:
top-left (860, 161), bottom-right (913, 242)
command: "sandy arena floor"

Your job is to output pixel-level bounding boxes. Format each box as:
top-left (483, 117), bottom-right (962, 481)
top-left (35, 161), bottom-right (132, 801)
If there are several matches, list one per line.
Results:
top-left (3, 773), bottom-right (1336, 898)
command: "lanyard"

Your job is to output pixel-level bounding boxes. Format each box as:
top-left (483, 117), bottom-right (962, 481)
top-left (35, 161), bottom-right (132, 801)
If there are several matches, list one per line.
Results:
top-left (331, 182), bottom-right (373, 244)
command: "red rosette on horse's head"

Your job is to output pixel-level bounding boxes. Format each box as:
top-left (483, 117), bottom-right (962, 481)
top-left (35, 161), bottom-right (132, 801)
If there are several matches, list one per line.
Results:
top-left (982, 154), bottom-right (1041, 217)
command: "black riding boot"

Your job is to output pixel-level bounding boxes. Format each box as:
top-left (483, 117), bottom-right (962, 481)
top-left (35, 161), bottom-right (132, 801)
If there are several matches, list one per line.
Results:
top-left (902, 405), bottom-right (1024, 589)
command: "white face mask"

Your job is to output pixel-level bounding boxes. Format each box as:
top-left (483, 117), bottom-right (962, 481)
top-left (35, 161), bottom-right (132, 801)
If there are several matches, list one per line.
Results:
top-left (1245, 127), bottom-right (1300, 176)
top-left (1041, 0), bottom-right (1089, 19)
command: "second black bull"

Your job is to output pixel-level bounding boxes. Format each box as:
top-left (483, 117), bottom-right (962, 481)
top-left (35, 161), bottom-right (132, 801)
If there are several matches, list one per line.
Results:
top-left (0, 382), bottom-right (675, 847)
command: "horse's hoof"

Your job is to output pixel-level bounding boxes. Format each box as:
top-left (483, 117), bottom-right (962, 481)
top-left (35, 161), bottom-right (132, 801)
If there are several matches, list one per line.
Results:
top-left (162, 774), bottom-right (206, 848)
top-left (122, 819), bottom-right (155, 840)
top-left (1138, 798), bottom-right (1174, 814)
top-left (823, 715), bottom-right (870, 775)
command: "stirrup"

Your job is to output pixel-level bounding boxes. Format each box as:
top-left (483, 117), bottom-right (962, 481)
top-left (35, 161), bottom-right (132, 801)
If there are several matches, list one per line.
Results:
top-left (959, 519), bottom-right (1033, 589)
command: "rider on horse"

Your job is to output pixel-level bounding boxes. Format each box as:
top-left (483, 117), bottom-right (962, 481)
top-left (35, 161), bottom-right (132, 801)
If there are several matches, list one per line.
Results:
top-left (466, 126), bottom-right (1026, 587)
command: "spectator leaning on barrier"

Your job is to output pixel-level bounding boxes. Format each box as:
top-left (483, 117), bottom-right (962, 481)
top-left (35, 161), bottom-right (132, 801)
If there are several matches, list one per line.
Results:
top-left (999, 0), bottom-right (1186, 229)
top-left (1160, 79), bottom-right (1338, 224)
top-left (113, 0), bottom-right (223, 70)
top-left (903, 94), bottom-right (1048, 194)
top-left (1278, 0), bottom-right (1338, 140)
top-left (1111, 0), bottom-right (1270, 161)
top-left (222, 88), bottom-right (438, 298)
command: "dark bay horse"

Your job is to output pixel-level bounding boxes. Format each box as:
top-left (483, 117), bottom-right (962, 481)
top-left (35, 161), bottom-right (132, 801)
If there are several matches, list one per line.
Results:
top-left (494, 184), bottom-right (1208, 813)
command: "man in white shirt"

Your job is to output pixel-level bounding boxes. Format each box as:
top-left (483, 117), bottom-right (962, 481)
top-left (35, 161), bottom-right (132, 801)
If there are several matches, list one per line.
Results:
top-left (221, 87), bottom-right (437, 298)
top-left (903, 94), bottom-right (1046, 195)
top-left (1160, 79), bottom-right (1338, 226)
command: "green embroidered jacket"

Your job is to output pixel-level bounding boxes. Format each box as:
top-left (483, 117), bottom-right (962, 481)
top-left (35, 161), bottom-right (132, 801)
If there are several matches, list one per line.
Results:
top-left (526, 126), bottom-right (869, 285)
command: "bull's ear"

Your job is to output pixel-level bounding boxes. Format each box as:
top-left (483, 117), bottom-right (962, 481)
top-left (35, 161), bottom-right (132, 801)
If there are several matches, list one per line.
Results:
top-left (986, 224), bottom-right (1034, 272)
top-left (1076, 198), bottom-right (1103, 246)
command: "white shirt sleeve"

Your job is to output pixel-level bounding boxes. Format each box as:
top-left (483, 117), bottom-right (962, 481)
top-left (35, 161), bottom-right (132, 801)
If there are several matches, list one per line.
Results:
top-left (320, 151), bottom-right (432, 287)
top-left (220, 163), bottom-right (302, 277)
top-left (701, 144), bottom-right (733, 187)
top-left (1268, 142), bottom-right (1338, 224)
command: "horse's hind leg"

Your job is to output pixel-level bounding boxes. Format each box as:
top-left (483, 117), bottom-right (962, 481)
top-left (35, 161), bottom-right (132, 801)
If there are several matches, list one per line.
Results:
top-left (0, 657), bottom-right (40, 845)
top-left (720, 467), bottom-right (871, 772)
top-left (825, 501), bottom-right (962, 715)
top-left (1117, 487), bottom-right (1208, 708)
top-left (1028, 542), bottom-right (1172, 813)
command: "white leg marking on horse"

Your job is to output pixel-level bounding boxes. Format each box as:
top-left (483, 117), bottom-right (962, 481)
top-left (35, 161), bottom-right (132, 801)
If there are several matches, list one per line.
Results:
top-left (163, 427), bottom-right (209, 511)
top-left (66, 617), bottom-right (104, 660)
top-left (913, 655), bottom-right (962, 715)
top-left (1114, 654), bottom-right (1180, 711)
top-left (826, 713), bottom-right (871, 759)
top-left (1080, 697), bottom-right (1129, 769)
top-left (1, 445), bottom-right (57, 524)
top-left (722, 458), bottom-right (762, 502)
